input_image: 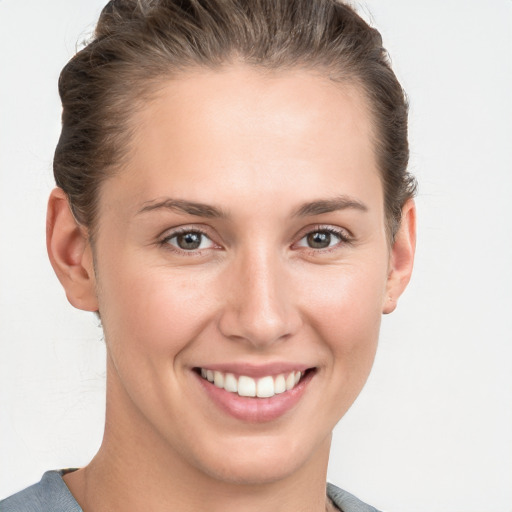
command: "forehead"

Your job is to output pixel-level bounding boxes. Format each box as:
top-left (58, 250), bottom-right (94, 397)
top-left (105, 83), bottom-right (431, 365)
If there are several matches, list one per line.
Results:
top-left (101, 65), bottom-right (382, 218)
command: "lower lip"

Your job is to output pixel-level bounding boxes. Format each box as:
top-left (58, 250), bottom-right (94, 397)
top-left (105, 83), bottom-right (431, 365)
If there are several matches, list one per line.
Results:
top-left (195, 371), bottom-right (314, 423)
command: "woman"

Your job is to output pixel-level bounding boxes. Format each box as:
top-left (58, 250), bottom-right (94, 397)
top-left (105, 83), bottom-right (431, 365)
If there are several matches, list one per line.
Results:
top-left (1, 0), bottom-right (416, 511)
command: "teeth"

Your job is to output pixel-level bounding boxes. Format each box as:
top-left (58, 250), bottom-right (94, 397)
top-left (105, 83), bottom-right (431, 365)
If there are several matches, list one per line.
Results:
top-left (238, 376), bottom-right (256, 397)
top-left (199, 369), bottom-right (305, 398)
top-left (274, 374), bottom-right (286, 394)
top-left (285, 372), bottom-right (295, 391)
top-left (224, 373), bottom-right (238, 393)
top-left (256, 376), bottom-right (274, 398)
top-left (213, 371), bottom-right (224, 388)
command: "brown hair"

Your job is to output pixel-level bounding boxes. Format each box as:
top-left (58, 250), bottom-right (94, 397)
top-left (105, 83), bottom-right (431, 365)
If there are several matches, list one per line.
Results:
top-left (54, 0), bottom-right (416, 240)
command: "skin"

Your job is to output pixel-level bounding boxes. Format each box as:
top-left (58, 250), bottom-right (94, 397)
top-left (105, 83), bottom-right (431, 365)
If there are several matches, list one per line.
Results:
top-left (47, 65), bottom-right (415, 512)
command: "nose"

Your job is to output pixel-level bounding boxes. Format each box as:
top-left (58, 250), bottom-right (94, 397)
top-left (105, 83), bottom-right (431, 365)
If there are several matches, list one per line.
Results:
top-left (217, 247), bottom-right (302, 348)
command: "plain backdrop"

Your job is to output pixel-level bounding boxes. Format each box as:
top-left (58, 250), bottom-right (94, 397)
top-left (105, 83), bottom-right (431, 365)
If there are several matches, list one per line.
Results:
top-left (1, 1), bottom-right (511, 511)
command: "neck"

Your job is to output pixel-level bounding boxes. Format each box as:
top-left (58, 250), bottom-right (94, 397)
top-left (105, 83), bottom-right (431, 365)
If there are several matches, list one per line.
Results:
top-left (64, 362), bottom-right (333, 512)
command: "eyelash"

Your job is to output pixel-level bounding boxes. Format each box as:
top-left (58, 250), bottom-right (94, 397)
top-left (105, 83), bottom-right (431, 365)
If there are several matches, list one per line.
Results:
top-left (158, 225), bottom-right (352, 256)
top-left (159, 227), bottom-right (216, 256)
top-left (294, 226), bottom-right (353, 255)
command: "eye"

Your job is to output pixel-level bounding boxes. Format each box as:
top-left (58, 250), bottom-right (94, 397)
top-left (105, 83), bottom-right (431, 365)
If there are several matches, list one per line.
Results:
top-left (295, 228), bottom-right (349, 250)
top-left (164, 230), bottom-right (216, 251)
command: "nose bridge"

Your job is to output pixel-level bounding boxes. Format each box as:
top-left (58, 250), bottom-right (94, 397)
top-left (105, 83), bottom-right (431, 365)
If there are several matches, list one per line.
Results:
top-left (218, 243), bottom-right (300, 347)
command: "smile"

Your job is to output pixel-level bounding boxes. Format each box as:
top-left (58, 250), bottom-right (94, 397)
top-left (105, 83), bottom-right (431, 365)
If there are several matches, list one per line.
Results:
top-left (199, 368), bottom-right (303, 398)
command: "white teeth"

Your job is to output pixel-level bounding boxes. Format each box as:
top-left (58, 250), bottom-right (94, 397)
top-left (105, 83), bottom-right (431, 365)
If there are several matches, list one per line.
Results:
top-left (274, 374), bottom-right (286, 394)
top-left (224, 373), bottom-right (238, 393)
top-left (285, 372), bottom-right (295, 391)
top-left (199, 368), bottom-right (305, 397)
top-left (256, 376), bottom-right (275, 398)
top-left (238, 376), bottom-right (256, 397)
top-left (213, 371), bottom-right (224, 388)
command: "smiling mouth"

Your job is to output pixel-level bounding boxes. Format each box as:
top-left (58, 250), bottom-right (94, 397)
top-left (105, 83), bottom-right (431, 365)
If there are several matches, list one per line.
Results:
top-left (195, 368), bottom-right (314, 398)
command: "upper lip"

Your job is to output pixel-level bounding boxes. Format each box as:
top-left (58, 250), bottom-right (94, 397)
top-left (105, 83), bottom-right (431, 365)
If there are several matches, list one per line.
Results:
top-left (194, 362), bottom-right (314, 378)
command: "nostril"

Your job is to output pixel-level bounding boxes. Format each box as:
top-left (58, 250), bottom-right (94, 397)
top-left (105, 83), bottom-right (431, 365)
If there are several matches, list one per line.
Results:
top-left (217, 309), bottom-right (302, 348)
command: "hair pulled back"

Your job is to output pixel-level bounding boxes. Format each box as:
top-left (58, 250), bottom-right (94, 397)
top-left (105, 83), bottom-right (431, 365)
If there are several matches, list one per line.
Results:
top-left (54, 0), bottom-right (416, 239)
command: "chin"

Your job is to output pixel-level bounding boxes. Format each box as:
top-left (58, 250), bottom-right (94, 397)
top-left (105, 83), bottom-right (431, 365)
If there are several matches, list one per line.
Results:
top-left (195, 452), bottom-right (304, 486)
top-left (181, 428), bottom-right (332, 486)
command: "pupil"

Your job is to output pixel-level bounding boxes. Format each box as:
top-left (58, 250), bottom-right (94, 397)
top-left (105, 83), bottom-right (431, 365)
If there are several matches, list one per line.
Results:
top-left (307, 231), bottom-right (331, 249)
top-left (177, 232), bottom-right (202, 250)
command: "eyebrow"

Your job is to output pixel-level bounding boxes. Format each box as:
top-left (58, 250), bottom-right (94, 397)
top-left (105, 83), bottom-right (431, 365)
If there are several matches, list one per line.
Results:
top-left (293, 195), bottom-right (368, 217)
top-left (136, 194), bottom-right (368, 219)
top-left (137, 198), bottom-right (227, 218)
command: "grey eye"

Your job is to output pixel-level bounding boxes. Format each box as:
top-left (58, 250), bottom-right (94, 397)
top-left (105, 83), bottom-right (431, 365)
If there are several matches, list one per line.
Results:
top-left (306, 231), bottom-right (333, 249)
top-left (167, 231), bottom-right (214, 251)
top-left (176, 232), bottom-right (203, 250)
top-left (296, 229), bottom-right (345, 250)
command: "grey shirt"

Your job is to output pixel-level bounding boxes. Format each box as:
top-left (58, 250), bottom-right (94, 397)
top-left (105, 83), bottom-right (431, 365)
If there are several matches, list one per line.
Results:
top-left (0, 470), bottom-right (380, 512)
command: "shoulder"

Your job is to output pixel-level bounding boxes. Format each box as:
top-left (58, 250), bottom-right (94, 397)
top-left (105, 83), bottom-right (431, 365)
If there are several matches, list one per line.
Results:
top-left (327, 482), bottom-right (382, 512)
top-left (0, 471), bottom-right (82, 512)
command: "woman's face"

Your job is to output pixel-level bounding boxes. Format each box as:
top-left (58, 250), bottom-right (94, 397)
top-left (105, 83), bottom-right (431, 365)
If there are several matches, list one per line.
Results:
top-left (82, 66), bottom-right (407, 484)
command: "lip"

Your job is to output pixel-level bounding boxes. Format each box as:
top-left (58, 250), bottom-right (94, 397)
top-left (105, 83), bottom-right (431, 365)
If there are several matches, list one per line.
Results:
top-left (194, 366), bottom-right (316, 423)
top-left (197, 362), bottom-right (311, 378)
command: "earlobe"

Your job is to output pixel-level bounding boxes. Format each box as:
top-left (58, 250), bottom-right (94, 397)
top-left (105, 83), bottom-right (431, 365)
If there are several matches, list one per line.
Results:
top-left (46, 188), bottom-right (98, 312)
top-left (383, 199), bottom-right (416, 314)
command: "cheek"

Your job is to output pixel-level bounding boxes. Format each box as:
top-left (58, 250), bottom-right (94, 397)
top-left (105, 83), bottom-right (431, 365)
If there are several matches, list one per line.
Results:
top-left (297, 257), bottom-right (387, 360)
top-left (96, 257), bottom-right (219, 361)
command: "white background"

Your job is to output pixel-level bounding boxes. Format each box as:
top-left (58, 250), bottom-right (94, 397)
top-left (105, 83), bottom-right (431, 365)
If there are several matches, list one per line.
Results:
top-left (0, 1), bottom-right (511, 511)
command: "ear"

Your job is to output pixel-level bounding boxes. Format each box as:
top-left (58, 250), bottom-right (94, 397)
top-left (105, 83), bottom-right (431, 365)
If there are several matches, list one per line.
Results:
top-left (383, 199), bottom-right (416, 314)
top-left (46, 188), bottom-right (99, 312)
